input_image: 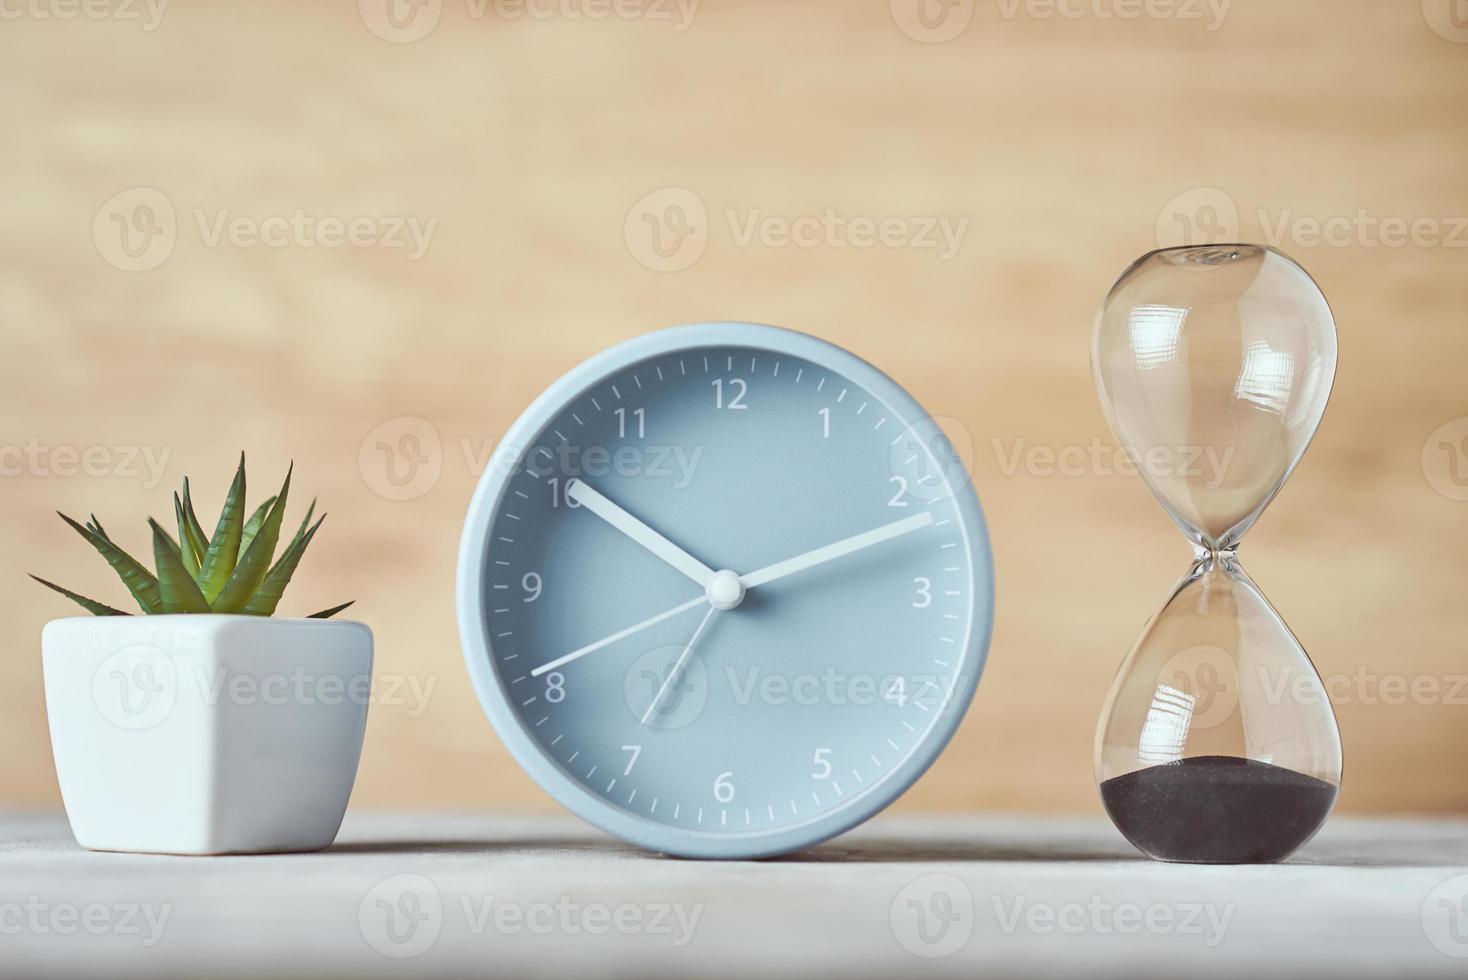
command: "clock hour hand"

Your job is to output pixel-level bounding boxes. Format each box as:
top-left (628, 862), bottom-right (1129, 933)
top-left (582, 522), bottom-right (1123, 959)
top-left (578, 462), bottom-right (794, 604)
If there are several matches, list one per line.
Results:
top-left (567, 479), bottom-right (716, 588)
top-left (739, 512), bottom-right (935, 589)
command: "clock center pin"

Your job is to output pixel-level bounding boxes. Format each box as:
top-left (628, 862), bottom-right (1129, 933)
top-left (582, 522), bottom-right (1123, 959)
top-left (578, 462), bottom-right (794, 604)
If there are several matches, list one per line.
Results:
top-left (706, 569), bottom-right (745, 611)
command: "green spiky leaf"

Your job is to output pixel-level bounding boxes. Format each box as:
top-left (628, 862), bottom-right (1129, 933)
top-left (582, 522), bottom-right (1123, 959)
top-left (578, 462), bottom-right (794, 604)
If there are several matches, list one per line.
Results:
top-left (149, 519), bottom-right (210, 614)
top-left (57, 512), bottom-right (161, 614)
top-left (180, 477), bottom-right (210, 564)
top-left (308, 601), bottom-right (354, 620)
top-left (239, 495), bottom-right (278, 557)
top-left (89, 514), bottom-right (110, 541)
top-left (197, 453), bottom-right (247, 602)
top-left (29, 575), bottom-right (130, 616)
top-left (212, 464), bottom-right (292, 613)
top-left (241, 514), bottom-right (324, 616)
top-left (173, 494), bottom-right (201, 578)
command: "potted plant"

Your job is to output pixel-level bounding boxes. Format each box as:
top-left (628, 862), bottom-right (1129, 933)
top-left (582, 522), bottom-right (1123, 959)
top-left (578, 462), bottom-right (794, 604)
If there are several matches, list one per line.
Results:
top-left (34, 454), bottom-right (371, 855)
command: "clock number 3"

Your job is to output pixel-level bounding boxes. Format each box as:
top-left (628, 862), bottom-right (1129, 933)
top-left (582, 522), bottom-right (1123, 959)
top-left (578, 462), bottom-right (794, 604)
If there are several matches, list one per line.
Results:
top-left (712, 378), bottom-right (749, 411)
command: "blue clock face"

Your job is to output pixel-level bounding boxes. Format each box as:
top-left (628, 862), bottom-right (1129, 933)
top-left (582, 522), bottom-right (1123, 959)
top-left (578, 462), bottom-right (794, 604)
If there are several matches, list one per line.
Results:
top-left (458, 324), bottom-right (993, 858)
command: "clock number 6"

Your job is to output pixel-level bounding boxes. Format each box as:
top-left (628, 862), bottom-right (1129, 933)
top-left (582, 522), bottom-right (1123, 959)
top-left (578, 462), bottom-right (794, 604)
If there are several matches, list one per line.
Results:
top-left (713, 771), bottom-right (736, 803)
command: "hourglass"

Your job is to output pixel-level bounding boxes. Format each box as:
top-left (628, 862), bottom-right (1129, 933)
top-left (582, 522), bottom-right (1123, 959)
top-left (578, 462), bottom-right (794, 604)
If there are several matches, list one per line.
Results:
top-left (1092, 244), bottom-right (1343, 864)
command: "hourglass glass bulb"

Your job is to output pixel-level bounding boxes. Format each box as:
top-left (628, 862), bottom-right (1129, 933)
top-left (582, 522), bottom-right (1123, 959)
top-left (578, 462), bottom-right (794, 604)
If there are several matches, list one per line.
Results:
top-left (1093, 245), bottom-right (1337, 552)
top-left (1092, 245), bottom-right (1343, 864)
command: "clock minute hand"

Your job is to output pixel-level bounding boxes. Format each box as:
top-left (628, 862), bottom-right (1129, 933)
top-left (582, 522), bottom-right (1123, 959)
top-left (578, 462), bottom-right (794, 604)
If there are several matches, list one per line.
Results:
top-left (740, 511), bottom-right (935, 590)
top-left (567, 479), bottom-right (716, 588)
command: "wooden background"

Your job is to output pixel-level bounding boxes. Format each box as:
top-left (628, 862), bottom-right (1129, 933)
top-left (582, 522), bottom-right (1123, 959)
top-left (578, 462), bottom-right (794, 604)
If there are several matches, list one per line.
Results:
top-left (2, 0), bottom-right (1465, 816)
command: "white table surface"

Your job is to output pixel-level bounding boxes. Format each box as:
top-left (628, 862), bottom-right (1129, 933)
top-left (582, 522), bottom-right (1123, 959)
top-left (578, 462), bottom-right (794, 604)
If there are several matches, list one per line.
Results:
top-left (2, 811), bottom-right (1466, 978)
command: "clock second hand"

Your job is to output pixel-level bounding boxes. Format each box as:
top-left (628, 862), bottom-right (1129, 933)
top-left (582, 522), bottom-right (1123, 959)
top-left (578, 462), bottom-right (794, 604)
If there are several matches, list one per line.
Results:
top-left (531, 595), bottom-right (707, 678)
top-left (640, 604), bottom-right (720, 726)
top-left (529, 511), bottom-right (936, 679)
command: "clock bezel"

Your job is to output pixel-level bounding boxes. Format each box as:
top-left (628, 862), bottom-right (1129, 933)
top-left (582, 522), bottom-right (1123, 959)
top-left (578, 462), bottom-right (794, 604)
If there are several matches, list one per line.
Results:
top-left (456, 321), bottom-right (994, 859)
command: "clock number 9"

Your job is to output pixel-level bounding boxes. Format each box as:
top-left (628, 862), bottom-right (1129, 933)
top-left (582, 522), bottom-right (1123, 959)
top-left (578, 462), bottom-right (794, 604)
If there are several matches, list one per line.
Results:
top-left (522, 572), bottom-right (542, 603)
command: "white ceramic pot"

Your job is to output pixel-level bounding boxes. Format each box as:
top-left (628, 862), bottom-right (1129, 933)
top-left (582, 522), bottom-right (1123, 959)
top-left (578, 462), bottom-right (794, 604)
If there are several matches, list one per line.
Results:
top-left (42, 615), bottom-right (373, 855)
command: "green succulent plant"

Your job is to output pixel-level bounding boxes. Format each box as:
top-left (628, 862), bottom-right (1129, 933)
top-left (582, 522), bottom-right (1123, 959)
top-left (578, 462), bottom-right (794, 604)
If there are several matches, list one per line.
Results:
top-left (31, 454), bottom-right (353, 620)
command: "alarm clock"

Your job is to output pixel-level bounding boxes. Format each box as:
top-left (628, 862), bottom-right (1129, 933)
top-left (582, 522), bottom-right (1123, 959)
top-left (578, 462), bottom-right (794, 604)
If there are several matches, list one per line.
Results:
top-left (457, 322), bottom-right (993, 858)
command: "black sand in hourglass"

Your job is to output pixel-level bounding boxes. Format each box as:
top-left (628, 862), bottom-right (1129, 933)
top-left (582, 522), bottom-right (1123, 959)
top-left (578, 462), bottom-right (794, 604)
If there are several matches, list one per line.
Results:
top-left (1100, 756), bottom-right (1338, 864)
